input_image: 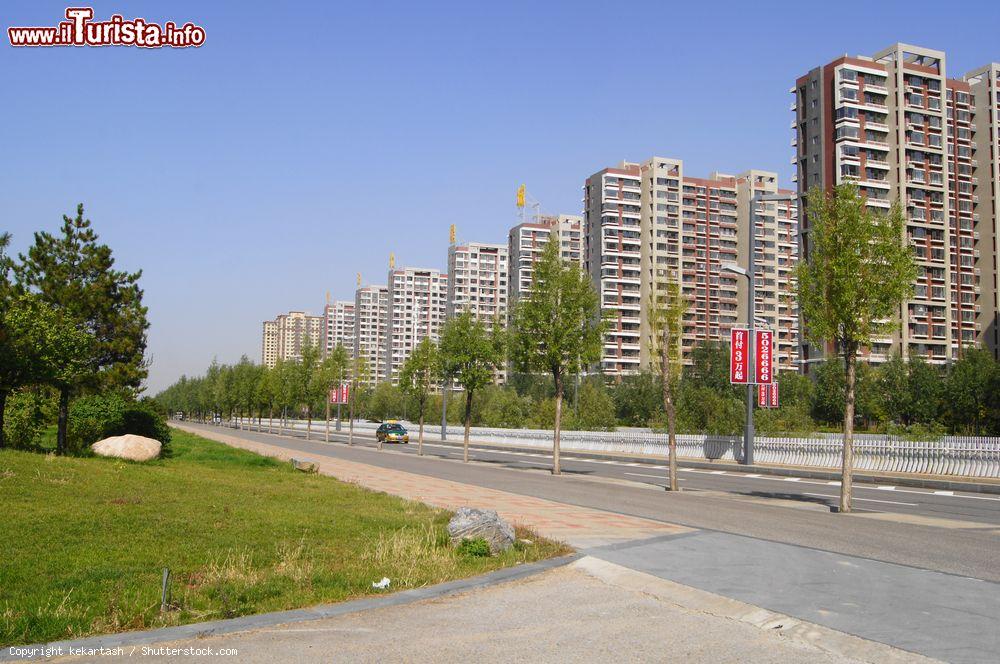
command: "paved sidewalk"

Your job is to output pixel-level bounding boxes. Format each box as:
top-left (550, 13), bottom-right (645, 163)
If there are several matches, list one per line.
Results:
top-left (174, 424), bottom-right (689, 548)
top-left (53, 560), bottom-right (928, 664)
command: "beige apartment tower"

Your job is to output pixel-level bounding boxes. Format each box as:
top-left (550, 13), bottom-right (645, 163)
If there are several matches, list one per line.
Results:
top-left (260, 311), bottom-right (323, 368)
top-left (446, 242), bottom-right (508, 323)
top-left (794, 43), bottom-right (999, 365)
top-left (584, 158), bottom-right (799, 378)
top-left (322, 299), bottom-right (355, 359)
top-left (353, 285), bottom-right (388, 385)
top-left (384, 267), bottom-right (448, 384)
top-left (508, 214), bottom-right (583, 302)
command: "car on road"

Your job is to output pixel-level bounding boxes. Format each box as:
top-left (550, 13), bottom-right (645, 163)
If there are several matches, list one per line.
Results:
top-left (376, 422), bottom-right (409, 444)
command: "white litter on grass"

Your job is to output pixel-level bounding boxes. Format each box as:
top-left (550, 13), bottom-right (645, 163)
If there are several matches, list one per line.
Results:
top-left (372, 577), bottom-right (391, 590)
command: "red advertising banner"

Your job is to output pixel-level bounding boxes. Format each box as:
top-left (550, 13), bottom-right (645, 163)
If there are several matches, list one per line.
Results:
top-left (329, 383), bottom-right (351, 404)
top-left (757, 383), bottom-right (780, 408)
top-left (730, 328), bottom-right (749, 384)
top-left (754, 329), bottom-right (774, 385)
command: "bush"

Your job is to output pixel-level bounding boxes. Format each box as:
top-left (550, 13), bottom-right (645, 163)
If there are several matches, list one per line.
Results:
top-left (2, 390), bottom-right (51, 450)
top-left (456, 537), bottom-right (491, 557)
top-left (68, 393), bottom-right (171, 454)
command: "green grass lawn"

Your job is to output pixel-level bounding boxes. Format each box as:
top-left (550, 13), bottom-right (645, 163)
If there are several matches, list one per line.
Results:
top-left (0, 429), bottom-right (570, 646)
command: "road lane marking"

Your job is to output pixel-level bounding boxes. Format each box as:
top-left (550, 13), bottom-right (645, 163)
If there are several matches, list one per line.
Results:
top-left (877, 485), bottom-right (897, 491)
top-left (934, 490), bottom-right (954, 496)
top-left (784, 477), bottom-right (802, 482)
top-left (804, 492), bottom-right (918, 506)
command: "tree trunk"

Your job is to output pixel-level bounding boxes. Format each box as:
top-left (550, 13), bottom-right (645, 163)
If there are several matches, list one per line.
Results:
top-left (57, 386), bottom-right (70, 455)
top-left (325, 400), bottom-right (331, 443)
top-left (418, 410), bottom-right (425, 456)
top-left (306, 407), bottom-right (312, 440)
top-left (463, 390), bottom-right (473, 462)
top-left (552, 371), bottom-right (562, 475)
top-left (348, 385), bottom-right (355, 446)
top-left (662, 336), bottom-right (679, 491)
top-left (268, 407), bottom-right (273, 434)
top-left (841, 350), bottom-right (857, 513)
top-left (0, 389), bottom-right (8, 449)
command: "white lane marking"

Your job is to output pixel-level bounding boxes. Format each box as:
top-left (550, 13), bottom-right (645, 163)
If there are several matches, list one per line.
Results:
top-left (784, 477), bottom-right (802, 482)
top-left (745, 474), bottom-right (761, 478)
top-left (710, 470), bottom-right (727, 475)
top-left (625, 472), bottom-right (685, 481)
top-left (804, 492), bottom-right (918, 506)
top-left (828, 481), bottom-right (842, 486)
top-left (878, 485), bottom-right (897, 491)
top-left (934, 490), bottom-right (954, 496)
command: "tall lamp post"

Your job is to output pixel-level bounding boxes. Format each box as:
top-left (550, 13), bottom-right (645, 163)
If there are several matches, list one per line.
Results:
top-left (723, 187), bottom-right (796, 466)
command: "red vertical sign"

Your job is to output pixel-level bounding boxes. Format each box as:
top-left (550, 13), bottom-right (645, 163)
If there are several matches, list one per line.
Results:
top-left (769, 381), bottom-right (779, 408)
top-left (757, 384), bottom-right (768, 407)
top-left (754, 329), bottom-right (773, 385)
top-left (730, 328), bottom-right (749, 384)
top-left (329, 384), bottom-right (351, 404)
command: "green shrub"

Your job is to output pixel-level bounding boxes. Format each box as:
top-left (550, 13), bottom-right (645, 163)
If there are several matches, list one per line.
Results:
top-left (456, 537), bottom-right (491, 558)
top-left (2, 390), bottom-right (49, 450)
top-left (68, 393), bottom-right (171, 454)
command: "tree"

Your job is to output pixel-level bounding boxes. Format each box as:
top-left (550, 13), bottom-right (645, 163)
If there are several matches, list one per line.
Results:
top-left (648, 275), bottom-right (688, 491)
top-left (15, 205), bottom-right (149, 453)
top-left (438, 312), bottom-right (505, 463)
top-left (945, 348), bottom-right (996, 434)
top-left (573, 380), bottom-right (617, 431)
top-left (906, 356), bottom-right (943, 426)
top-left (399, 337), bottom-right (439, 455)
top-left (510, 240), bottom-right (604, 474)
top-left (612, 373), bottom-right (661, 427)
top-left (796, 184), bottom-right (916, 512)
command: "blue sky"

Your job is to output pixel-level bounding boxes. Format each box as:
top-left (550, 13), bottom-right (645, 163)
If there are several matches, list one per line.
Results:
top-left (3, 0), bottom-right (998, 392)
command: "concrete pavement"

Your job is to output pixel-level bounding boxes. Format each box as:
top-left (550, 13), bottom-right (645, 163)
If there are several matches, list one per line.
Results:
top-left (53, 559), bottom-right (933, 664)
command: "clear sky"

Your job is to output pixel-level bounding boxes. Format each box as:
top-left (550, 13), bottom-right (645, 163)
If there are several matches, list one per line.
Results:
top-left (3, 0), bottom-right (998, 393)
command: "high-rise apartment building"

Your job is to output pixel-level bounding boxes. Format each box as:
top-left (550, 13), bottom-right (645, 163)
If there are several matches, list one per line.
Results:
top-left (384, 267), bottom-right (448, 384)
top-left (321, 299), bottom-right (355, 359)
top-left (508, 214), bottom-right (583, 301)
top-left (446, 242), bottom-right (508, 323)
top-left (261, 320), bottom-right (278, 368)
top-left (353, 285), bottom-right (388, 385)
top-left (260, 311), bottom-right (323, 367)
top-left (584, 158), bottom-right (799, 377)
top-left (966, 63), bottom-right (1000, 358)
top-left (794, 43), bottom-right (999, 365)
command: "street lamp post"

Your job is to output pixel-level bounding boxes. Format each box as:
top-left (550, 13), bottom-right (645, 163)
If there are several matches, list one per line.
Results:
top-left (723, 186), bottom-right (796, 466)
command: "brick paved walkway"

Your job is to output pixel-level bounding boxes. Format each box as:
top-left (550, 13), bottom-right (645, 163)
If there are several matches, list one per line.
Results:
top-left (175, 424), bottom-right (691, 548)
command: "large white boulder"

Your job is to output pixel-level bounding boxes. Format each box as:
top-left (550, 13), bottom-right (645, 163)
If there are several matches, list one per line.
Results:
top-left (92, 434), bottom-right (162, 462)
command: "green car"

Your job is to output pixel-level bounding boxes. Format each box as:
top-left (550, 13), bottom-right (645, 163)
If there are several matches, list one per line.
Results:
top-left (376, 422), bottom-right (409, 444)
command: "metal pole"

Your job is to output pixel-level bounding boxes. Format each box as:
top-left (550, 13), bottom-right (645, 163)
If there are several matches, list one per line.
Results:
top-left (336, 365), bottom-right (343, 432)
top-left (744, 189), bottom-right (756, 466)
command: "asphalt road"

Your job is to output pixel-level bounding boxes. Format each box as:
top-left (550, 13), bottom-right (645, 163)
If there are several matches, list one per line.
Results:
top-left (225, 420), bottom-right (1000, 524)
top-left (180, 422), bottom-right (1000, 583)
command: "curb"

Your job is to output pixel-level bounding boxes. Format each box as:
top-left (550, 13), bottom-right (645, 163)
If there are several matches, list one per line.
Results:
top-left (1, 554), bottom-right (580, 661)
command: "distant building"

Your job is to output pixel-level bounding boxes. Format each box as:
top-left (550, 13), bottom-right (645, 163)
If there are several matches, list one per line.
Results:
top-left (260, 311), bottom-right (322, 367)
top-left (446, 242), bottom-right (508, 323)
top-left (508, 214), bottom-right (583, 302)
top-left (794, 43), bottom-right (999, 364)
top-left (353, 285), bottom-right (388, 385)
top-left (584, 158), bottom-right (799, 377)
top-left (384, 267), bottom-right (448, 384)
top-left (322, 299), bottom-right (355, 359)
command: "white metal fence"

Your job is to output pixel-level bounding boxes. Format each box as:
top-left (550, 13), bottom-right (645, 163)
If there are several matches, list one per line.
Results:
top-left (225, 417), bottom-right (1000, 479)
